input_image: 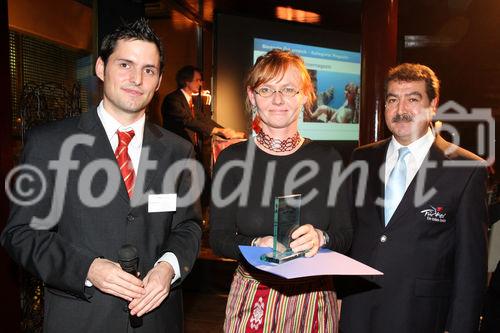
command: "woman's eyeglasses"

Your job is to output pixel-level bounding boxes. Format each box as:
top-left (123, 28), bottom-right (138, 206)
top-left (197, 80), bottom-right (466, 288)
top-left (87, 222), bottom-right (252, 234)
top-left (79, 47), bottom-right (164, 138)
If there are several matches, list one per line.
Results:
top-left (254, 87), bottom-right (300, 98)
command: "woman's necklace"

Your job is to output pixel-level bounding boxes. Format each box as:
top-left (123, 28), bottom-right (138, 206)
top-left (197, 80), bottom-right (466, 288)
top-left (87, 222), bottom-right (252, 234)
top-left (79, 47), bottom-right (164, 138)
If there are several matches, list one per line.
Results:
top-left (256, 130), bottom-right (302, 152)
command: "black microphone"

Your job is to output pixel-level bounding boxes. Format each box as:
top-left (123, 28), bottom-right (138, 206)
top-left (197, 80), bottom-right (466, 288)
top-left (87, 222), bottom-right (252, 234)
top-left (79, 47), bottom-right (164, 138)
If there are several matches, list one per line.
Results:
top-left (118, 244), bottom-right (143, 328)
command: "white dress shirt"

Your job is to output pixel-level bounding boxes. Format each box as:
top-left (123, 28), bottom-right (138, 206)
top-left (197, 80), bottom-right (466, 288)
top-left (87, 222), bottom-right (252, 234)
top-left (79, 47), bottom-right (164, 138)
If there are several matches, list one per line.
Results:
top-left (181, 88), bottom-right (192, 106)
top-left (384, 127), bottom-right (435, 191)
top-left (85, 102), bottom-right (180, 287)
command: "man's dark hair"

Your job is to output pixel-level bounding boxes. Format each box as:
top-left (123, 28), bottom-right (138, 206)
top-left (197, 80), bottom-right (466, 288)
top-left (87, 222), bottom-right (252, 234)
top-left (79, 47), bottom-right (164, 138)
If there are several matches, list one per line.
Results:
top-left (176, 65), bottom-right (202, 89)
top-left (99, 18), bottom-right (164, 72)
top-left (385, 63), bottom-right (440, 101)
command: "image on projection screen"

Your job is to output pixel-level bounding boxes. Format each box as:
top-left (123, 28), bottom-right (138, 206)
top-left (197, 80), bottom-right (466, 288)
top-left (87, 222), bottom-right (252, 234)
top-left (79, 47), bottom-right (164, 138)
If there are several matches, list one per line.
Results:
top-left (253, 38), bottom-right (361, 141)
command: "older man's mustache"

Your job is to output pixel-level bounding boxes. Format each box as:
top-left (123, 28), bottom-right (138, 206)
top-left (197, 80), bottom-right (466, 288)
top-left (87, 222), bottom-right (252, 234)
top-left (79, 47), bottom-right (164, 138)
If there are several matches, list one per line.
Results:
top-left (392, 113), bottom-right (414, 122)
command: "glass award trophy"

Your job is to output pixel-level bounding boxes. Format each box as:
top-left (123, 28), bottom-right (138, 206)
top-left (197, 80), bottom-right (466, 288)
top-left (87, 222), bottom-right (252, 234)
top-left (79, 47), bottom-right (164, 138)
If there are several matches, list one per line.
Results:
top-left (261, 194), bottom-right (305, 264)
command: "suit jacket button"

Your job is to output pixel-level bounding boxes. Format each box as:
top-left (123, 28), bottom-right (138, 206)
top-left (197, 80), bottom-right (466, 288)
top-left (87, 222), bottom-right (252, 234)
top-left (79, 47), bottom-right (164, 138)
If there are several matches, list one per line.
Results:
top-left (127, 215), bottom-right (135, 222)
top-left (380, 235), bottom-right (387, 243)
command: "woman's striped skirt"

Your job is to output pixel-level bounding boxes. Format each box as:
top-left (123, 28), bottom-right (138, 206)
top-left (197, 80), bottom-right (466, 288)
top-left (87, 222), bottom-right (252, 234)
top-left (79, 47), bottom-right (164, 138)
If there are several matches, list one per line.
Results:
top-left (223, 264), bottom-right (338, 333)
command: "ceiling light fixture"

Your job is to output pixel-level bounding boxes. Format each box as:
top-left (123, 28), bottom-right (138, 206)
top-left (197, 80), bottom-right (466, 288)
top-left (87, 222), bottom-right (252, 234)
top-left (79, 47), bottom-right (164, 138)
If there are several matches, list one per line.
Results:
top-left (275, 6), bottom-right (321, 24)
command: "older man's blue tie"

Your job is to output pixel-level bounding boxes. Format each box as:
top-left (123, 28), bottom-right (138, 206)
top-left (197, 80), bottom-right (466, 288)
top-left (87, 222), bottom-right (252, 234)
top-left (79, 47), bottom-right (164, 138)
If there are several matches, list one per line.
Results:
top-left (385, 147), bottom-right (411, 226)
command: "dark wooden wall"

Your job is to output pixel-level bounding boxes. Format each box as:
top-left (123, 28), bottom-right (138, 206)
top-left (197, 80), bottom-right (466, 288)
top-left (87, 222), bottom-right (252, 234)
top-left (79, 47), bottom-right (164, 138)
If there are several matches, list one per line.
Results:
top-left (0, 0), bottom-right (21, 331)
top-left (399, 0), bottom-right (499, 176)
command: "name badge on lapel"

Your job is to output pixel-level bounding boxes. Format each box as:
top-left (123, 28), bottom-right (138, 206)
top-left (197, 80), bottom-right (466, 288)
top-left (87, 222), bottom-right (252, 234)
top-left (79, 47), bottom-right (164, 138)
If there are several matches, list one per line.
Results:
top-left (148, 194), bottom-right (177, 213)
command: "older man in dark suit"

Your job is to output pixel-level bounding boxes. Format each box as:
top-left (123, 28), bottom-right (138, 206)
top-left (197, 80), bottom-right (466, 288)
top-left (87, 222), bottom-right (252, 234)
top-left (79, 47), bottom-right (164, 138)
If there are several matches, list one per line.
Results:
top-left (1, 19), bottom-right (201, 332)
top-left (340, 63), bottom-right (488, 333)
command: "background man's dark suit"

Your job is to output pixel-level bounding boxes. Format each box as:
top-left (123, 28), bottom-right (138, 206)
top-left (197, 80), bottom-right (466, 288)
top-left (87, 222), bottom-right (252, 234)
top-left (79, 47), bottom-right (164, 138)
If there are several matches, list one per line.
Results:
top-left (1, 108), bottom-right (202, 332)
top-left (340, 135), bottom-right (488, 333)
top-left (162, 88), bottom-right (225, 211)
top-left (162, 89), bottom-right (222, 149)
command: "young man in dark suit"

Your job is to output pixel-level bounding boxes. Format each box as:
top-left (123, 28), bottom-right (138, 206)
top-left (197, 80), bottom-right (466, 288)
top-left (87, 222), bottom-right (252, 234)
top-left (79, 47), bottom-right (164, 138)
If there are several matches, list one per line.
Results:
top-left (340, 63), bottom-right (488, 333)
top-left (1, 19), bottom-right (201, 332)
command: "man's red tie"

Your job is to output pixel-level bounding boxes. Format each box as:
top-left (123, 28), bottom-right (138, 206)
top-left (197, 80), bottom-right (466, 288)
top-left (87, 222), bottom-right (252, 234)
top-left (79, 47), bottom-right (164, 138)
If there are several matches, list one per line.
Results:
top-left (189, 99), bottom-right (199, 145)
top-left (115, 130), bottom-right (135, 198)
